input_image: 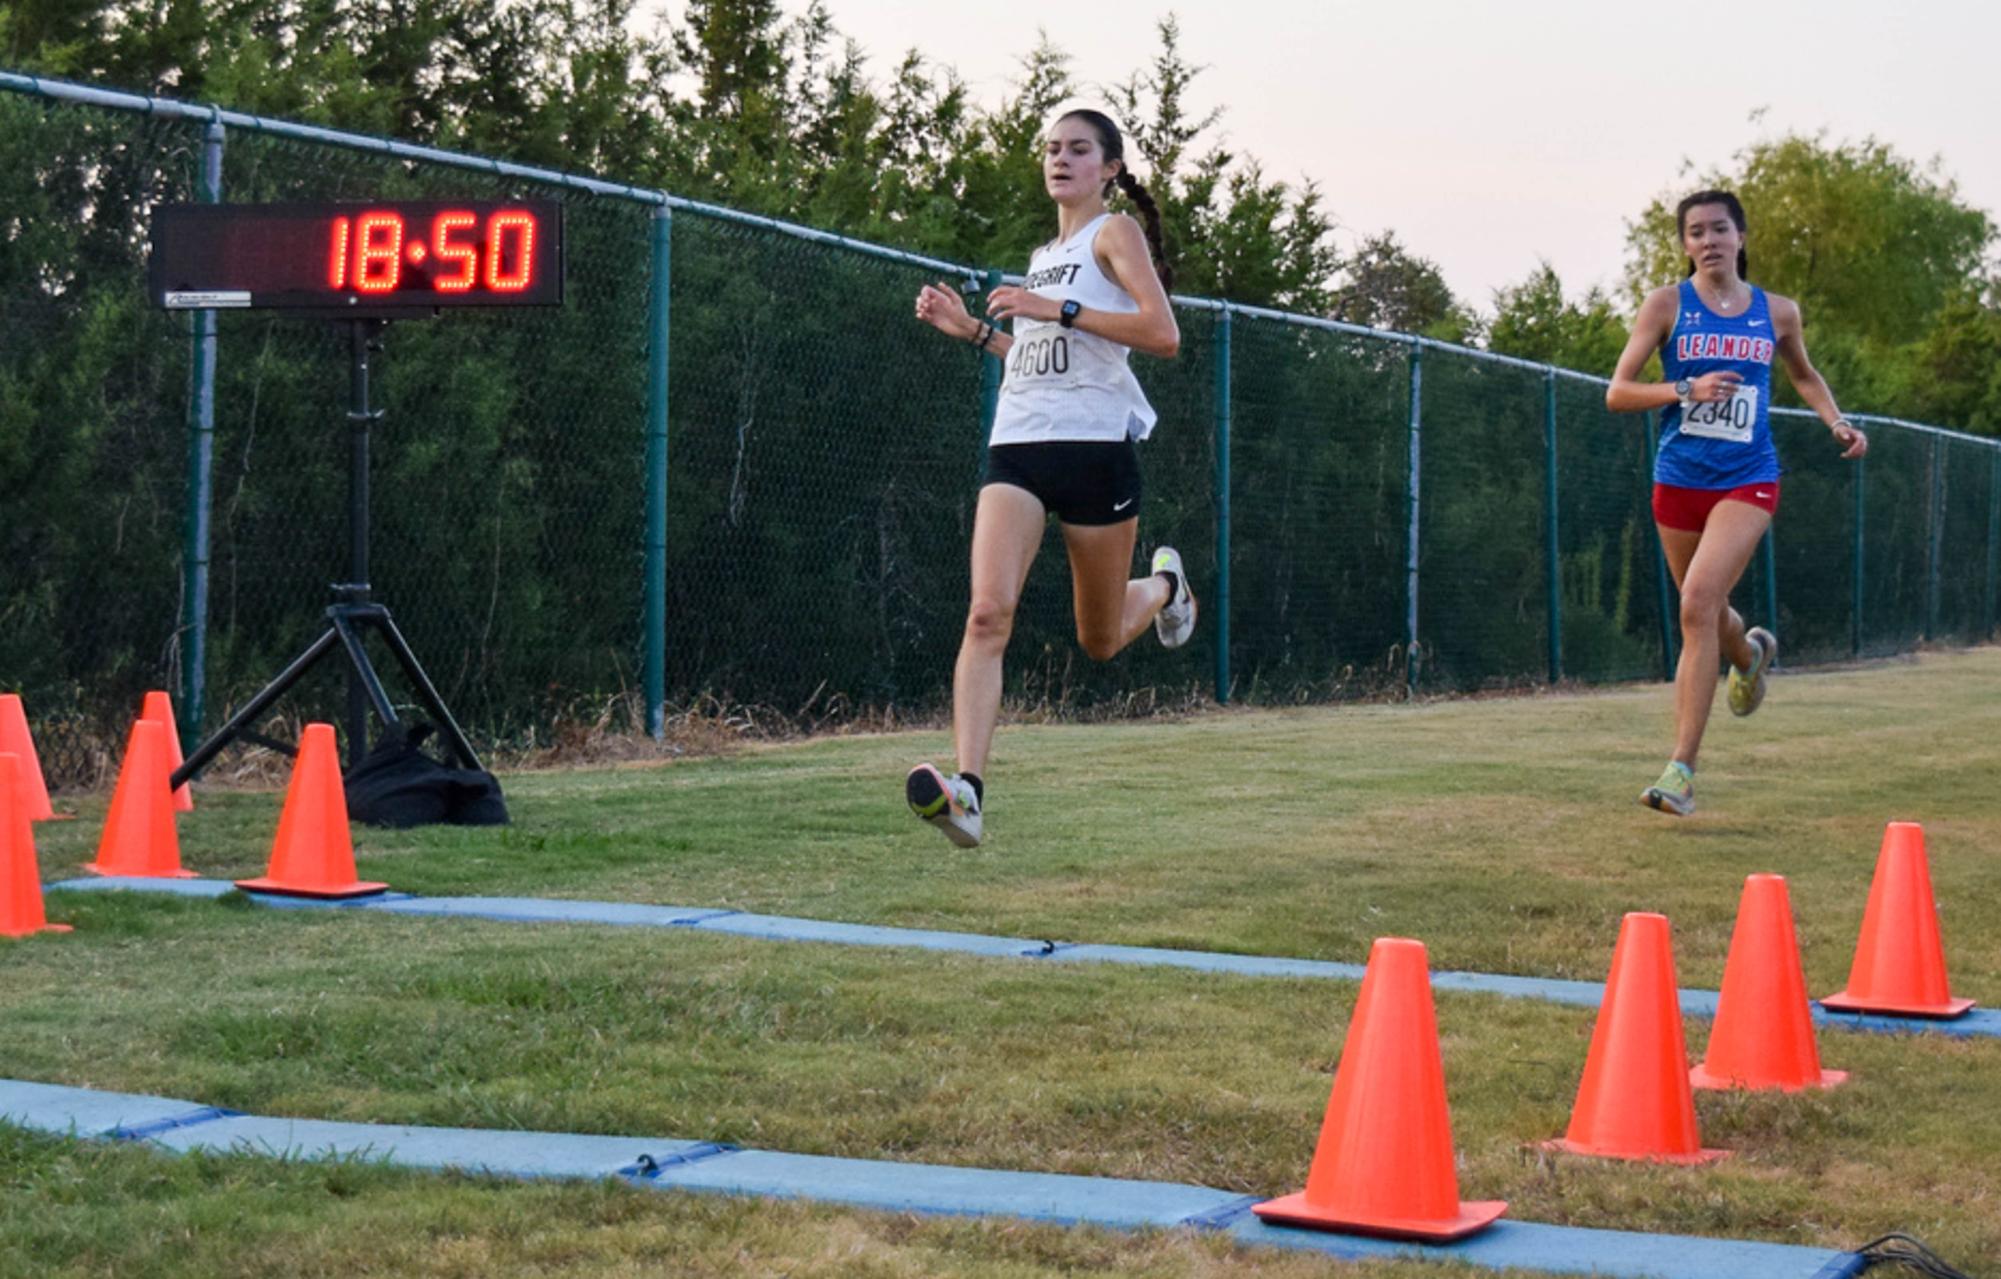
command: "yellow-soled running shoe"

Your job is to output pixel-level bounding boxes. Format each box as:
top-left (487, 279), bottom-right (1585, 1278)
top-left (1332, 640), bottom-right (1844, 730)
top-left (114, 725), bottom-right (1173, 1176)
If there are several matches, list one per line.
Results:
top-left (905, 763), bottom-right (983, 848)
top-left (1728, 627), bottom-right (1777, 717)
top-left (1640, 762), bottom-right (1695, 816)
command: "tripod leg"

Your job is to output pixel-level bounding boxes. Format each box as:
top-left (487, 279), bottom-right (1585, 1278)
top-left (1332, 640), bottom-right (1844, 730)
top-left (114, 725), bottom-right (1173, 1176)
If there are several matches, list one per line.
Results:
top-left (347, 647), bottom-right (371, 772)
top-left (332, 612), bottom-right (399, 769)
top-left (172, 627), bottom-right (344, 789)
top-left (372, 614), bottom-right (484, 771)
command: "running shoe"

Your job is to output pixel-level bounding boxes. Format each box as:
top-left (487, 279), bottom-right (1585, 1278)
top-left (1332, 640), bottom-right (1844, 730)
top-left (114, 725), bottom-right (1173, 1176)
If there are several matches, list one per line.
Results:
top-left (1151, 546), bottom-right (1197, 649)
top-left (1727, 627), bottom-right (1777, 717)
top-left (1640, 762), bottom-right (1695, 817)
top-left (905, 763), bottom-right (982, 848)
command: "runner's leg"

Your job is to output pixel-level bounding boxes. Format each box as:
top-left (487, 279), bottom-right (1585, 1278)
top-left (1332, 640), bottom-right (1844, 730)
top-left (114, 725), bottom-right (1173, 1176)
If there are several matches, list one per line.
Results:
top-left (953, 484), bottom-right (1047, 777)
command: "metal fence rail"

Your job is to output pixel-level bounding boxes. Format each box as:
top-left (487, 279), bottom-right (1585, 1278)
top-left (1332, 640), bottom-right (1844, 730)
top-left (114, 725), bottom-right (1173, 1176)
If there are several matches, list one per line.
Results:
top-left (4, 72), bottom-right (1997, 786)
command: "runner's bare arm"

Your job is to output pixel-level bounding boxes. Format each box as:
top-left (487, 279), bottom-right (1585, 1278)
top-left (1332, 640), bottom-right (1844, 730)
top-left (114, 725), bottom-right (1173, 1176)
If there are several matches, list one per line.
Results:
top-left (1606, 287), bottom-right (1688, 412)
top-left (1770, 293), bottom-right (1866, 459)
top-left (984, 217), bottom-right (1179, 359)
top-left (1607, 286), bottom-right (1743, 411)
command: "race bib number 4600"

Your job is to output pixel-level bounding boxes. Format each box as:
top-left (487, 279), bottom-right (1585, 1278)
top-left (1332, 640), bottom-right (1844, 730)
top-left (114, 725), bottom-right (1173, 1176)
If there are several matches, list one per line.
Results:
top-left (1007, 332), bottom-right (1071, 382)
top-left (1680, 385), bottom-right (1758, 443)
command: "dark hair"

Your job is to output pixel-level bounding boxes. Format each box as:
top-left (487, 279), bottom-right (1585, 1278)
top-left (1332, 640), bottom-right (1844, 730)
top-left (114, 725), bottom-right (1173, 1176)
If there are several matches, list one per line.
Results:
top-left (1675, 189), bottom-right (1749, 280)
top-left (1057, 108), bottom-right (1175, 291)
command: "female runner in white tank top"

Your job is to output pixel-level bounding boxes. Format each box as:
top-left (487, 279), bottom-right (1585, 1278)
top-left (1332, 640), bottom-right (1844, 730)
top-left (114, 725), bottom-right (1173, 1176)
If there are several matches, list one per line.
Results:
top-left (904, 108), bottom-right (1192, 848)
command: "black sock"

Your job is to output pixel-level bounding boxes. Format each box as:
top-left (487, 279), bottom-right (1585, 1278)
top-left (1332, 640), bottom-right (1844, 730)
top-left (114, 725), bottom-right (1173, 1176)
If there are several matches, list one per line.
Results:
top-left (1157, 570), bottom-right (1181, 607)
top-left (961, 772), bottom-right (984, 807)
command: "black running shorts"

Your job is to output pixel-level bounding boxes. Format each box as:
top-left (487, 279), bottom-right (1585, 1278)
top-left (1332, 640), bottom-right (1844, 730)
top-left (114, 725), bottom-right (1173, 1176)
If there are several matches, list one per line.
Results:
top-left (982, 440), bottom-right (1143, 526)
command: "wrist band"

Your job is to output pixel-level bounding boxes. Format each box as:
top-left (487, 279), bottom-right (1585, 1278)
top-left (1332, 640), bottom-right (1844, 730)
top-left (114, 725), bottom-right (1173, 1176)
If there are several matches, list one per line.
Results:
top-left (976, 322), bottom-right (996, 351)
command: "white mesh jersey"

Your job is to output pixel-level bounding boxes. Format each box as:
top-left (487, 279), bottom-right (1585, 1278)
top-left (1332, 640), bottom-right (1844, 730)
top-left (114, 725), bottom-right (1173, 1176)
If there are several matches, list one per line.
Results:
top-left (988, 212), bottom-right (1159, 445)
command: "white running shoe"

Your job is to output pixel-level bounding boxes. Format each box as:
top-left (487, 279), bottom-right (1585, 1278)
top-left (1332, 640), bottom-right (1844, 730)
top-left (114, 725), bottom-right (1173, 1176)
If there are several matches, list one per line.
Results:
top-left (1150, 546), bottom-right (1197, 649)
top-left (1727, 627), bottom-right (1777, 717)
top-left (905, 763), bottom-right (982, 848)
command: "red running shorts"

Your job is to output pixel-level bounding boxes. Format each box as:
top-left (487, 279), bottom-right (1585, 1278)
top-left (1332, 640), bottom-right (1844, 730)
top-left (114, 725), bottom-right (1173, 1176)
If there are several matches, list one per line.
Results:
top-left (1651, 481), bottom-right (1781, 532)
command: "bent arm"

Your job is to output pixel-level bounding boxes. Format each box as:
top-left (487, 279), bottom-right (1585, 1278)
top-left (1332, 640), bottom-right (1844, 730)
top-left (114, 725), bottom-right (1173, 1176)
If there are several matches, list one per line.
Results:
top-left (1771, 294), bottom-right (1866, 459)
top-left (1604, 287), bottom-right (1680, 412)
top-left (1771, 295), bottom-right (1840, 423)
top-left (977, 218), bottom-right (1180, 360)
top-left (1083, 216), bottom-right (1180, 359)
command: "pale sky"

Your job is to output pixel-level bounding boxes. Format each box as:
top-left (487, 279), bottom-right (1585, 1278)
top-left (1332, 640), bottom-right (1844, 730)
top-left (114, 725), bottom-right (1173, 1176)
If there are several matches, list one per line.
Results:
top-left (655, 0), bottom-right (2001, 312)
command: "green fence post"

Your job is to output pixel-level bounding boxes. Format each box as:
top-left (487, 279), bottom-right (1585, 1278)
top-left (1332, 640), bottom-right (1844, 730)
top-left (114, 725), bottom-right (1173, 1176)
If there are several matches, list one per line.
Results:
top-left (1405, 346), bottom-right (1423, 695)
top-left (643, 205), bottom-right (672, 737)
top-left (978, 269), bottom-right (1003, 445)
top-left (1543, 372), bottom-right (1561, 683)
top-left (1213, 307), bottom-right (1232, 704)
top-left (1646, 412), bottom-right (1676, 680)
top-left (1987, 450), bottom-right (2000, 640)
top-left (1852, 452), bottom-right (1866, 657)
top-left (178, 113), bottom-right (224, 743)
top-left (1925, 438), bottom-right (1944, 641)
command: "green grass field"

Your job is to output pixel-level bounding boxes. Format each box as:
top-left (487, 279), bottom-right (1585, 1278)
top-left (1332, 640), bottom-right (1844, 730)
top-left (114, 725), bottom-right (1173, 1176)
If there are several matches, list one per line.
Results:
top-left (7, 648), bottom-right (2001, 1277)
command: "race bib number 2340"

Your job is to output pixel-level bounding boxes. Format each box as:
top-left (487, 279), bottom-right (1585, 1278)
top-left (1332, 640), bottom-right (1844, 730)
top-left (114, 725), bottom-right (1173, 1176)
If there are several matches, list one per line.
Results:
top-left (1679, 385), bottom-right (1758, 443)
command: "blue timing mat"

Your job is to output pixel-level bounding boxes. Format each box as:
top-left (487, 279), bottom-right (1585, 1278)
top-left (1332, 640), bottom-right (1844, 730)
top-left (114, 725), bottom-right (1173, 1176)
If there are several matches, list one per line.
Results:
top-left (146, 1115), bottom-right (719, 1179)
top-left (0, 1079), bottom-right (226, 1138)
top-left (49, 878), bottom-right (2000, 1038)
top-left (0, 1077), bottom-right (1862, 1278)
top-left (639, 1149), bottom-right (1250, 1228)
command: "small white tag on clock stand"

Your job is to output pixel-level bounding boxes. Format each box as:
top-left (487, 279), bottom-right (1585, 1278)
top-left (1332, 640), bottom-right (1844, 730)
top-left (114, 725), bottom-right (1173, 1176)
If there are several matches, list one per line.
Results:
top-left (163, 290), bottom-right (252, 309)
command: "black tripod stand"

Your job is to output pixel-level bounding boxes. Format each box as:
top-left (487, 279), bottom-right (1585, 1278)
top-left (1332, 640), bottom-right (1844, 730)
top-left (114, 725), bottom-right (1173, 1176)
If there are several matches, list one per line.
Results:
top-left (172, 319), bottom-right (483, 787)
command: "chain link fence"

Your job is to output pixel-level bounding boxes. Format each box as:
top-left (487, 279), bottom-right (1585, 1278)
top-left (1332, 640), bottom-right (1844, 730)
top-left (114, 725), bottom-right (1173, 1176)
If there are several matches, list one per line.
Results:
top-left (5, 75), bottom-right (1999, 788)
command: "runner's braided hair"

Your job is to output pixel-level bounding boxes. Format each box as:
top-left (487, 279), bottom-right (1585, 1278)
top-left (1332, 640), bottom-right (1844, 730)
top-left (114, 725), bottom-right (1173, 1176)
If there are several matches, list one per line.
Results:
top-left (1676, 189), bottom-right (1750, 280)
top-left (1060, 109), bottom-right (1175, 291)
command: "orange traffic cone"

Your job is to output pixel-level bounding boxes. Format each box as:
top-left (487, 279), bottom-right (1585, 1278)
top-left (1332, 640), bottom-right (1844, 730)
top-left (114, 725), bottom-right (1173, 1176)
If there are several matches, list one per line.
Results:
top-left (0, 693), bottom-right (61, 822)
top-left (236, 723), bottom-right (386, 899)
top-left (1544, 913), bottom-right (1726, 1164)
top-left (1692, 875), bottom-right (1846, 1092)
top-left (139, 690), bottom-right (194, 813)
top-left (2, 753), bottom-right (70, 937)
top-left (83, 719), bottom-right (194, 878)
top-left (1253, 937), bottom-right (1506, 1241)
top-left (1821, 822), bottom-right (1974, 1018)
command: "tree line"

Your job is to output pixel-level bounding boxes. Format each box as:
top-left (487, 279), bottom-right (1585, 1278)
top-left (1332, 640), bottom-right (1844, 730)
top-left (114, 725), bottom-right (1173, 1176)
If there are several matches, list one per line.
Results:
top-left (7, 0), bottom-right (1996, 431)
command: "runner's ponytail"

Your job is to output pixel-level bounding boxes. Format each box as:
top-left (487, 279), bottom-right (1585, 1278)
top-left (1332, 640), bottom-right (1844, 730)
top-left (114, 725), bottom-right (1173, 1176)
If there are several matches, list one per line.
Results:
top-left (1115, 170), bottom-right (1175, 291)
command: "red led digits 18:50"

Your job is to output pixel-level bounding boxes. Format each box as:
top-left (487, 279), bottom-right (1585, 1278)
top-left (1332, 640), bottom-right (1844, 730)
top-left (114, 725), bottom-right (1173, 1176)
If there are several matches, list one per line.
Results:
top-left (326, 209), bottom-right (538, 294)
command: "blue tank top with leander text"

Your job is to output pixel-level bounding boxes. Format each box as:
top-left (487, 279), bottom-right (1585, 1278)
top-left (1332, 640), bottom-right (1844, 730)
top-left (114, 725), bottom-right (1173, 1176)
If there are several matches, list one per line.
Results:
top-left (1655, 280), bottom-right (1780, 490)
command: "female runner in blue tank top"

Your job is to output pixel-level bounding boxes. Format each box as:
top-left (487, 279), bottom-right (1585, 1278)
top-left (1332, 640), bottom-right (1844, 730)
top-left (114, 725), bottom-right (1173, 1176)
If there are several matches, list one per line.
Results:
top-left (1608, 190), bottom-right (1866, 816)
top-left (900, 109), bottom-right (1190, 848)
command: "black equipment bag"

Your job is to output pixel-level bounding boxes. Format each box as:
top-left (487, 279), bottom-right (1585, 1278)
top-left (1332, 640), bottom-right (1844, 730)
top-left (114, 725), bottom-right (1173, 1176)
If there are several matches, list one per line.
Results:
top-left (343, 721), bottom-right (509, 828)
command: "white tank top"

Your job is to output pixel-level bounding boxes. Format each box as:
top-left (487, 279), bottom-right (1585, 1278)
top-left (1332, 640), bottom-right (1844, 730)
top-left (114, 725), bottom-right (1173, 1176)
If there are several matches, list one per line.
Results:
top-left (988, 212), bottom-right (1159, 445)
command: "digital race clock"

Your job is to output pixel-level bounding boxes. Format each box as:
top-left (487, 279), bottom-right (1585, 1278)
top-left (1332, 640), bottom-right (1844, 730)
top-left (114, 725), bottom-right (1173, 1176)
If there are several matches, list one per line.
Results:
top-left (149, 200), bottom-right (565, 311)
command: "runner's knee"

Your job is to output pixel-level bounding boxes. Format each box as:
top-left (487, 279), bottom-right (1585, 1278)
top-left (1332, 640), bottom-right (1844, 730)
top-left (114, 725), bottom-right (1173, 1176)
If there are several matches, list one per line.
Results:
top-left (1679, 585), bottom-right (1726, 631)
top-left (965, 598), bottom-right (1015, 647)
top-left (1076, 624), bottom-right (1121, 662)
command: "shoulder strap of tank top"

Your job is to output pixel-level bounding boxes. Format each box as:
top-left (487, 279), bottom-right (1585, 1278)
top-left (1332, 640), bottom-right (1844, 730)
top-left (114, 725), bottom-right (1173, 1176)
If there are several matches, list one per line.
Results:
top-left (1074, 211), bottom-right (1113, 248)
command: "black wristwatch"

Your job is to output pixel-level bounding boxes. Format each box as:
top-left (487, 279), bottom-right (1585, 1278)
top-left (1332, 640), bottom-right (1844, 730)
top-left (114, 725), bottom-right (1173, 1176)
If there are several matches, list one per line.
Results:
top-left (1058, 299), bottom-right (1082, 329)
